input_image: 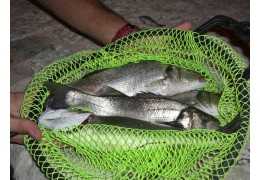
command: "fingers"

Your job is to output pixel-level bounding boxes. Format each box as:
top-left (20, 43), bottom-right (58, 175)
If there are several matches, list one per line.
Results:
top-left (10, 92), bottom-right (42, 145)
top-left (10, 134), bottom-right (25, 145)
top-left (11, 116), bottom-right (42, 141)
top-left (176, 22), bottom-right (192, 30)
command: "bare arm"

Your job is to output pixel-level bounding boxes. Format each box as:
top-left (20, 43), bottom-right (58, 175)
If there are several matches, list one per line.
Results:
top-left (35, 0), bottom-right (128, 45)
top-left (34, 0), bottom-right (192, 45)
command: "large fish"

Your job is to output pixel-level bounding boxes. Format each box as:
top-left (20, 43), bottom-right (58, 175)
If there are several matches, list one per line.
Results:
top-left (38, 107), bottom-right (219, 131)
top-left (46, 83), bottom-right (188, 127)
top-left (38, 106), bottom-right (219, 131)
top-left (69, 61), bottom-right (206, 97)
top-left (70, 61), bottom-right (167, 96)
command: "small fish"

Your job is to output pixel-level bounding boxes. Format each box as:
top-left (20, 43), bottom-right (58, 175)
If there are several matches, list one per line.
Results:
top-left (171, 107), bottom-right (220, 130)
top-left (69, 61), bottom-right (206, 97)
top-left (170, 91), bottom-right (220, 118)
top-left (38, 108), bottom-right (91, 129)
top-left (46, 83), bottom-right (188, 127)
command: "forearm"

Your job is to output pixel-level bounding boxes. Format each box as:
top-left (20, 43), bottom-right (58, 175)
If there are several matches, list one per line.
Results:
top-left (10, 92), bottom-right (24, 117)
top-left (36, 0), bottom-right (128, 45)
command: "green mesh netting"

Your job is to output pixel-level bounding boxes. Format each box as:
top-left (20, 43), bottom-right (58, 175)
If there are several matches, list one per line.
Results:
top-left (20, 28), bottom-right (249, 180)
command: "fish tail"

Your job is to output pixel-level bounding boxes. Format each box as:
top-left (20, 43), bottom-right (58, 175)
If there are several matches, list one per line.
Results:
top-left (45, 82), bottom-right (91, 108)
top-left (44, 82), bottom-right (72, 109)
top-left (45, 82), bottom-right (104, 112)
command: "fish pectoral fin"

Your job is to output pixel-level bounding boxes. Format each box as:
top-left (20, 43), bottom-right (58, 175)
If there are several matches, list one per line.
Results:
top-left (135, 92), bottom-right (181, 101)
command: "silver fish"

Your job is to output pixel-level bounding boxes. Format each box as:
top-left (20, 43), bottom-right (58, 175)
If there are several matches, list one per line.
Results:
top-left (38, 108), bottom-right (91, 129)
top-left (173, 107), bottom-right (220, 130)
top-left (70, 61), bottom-right (168, 96)
top-left (46, 83), bottom-right (188, 127)
top-left (170, 91), bottom-right (220, 118)
top-left (69, 61), bottom-right (206, 97)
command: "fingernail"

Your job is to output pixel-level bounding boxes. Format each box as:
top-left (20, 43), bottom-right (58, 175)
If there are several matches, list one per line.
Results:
top-left (31, 130), bottom-right (42, 140)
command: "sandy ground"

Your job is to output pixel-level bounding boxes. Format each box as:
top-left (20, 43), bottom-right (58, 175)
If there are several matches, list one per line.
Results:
top-left (10, 0), bottom-right (249, 179)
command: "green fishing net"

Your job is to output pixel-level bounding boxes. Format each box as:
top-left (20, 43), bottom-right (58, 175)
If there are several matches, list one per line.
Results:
top-left (21, 28), bottom-right (249, 179)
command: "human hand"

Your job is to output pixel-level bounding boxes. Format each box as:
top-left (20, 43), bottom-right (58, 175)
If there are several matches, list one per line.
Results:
top-left (175, 22), bottom-right (192, 30)
top-left (10, 92), bottom-right (42, 144)
top-left (112, 21), bottom-right (192, 42)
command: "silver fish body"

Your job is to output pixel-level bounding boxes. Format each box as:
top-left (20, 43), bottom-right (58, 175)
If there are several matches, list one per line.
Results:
top-left (70, 61), bottom-right (206, 97)
top-left (71, 61), bottom-right (168, 96)
top-left (64, 90), bottom-right (188, 126)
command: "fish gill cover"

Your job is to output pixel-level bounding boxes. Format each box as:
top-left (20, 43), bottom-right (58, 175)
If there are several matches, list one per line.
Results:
top-left (21, 28), bottom-right (249, 180)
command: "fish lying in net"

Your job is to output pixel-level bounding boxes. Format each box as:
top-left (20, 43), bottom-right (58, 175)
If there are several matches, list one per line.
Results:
top-left (45, 83), bottom-right (187, 127)
top-left (41, 82), bottom-right (220, 130)
top-left (69, 61), bottom-right (206, 97)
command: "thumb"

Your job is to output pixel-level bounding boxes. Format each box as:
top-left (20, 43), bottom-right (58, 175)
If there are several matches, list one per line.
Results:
top-left (11, 116), bottom-right (42, 140)
top-left (176, 22), bottom-right (192, 31)
top-left (10, 134), bottom-right (25, 145)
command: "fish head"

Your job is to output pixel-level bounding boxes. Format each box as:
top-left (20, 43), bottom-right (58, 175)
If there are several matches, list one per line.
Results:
top-left (176, 109), bottom-right (193, 129)
top-left (177, 107), bottom-right (220, 130)
top-left (165, 66), bottom-right (207, 95)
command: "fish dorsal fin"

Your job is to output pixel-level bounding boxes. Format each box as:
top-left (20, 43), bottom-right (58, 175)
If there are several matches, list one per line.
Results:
top-left (134, 92), bottom-right (182, 101)
top-left (134, 92), bottom-right (188, 101)
top-left (96, 86), bottom-right (128, 97)
top-left (134, 92), bottom-right (161, 98)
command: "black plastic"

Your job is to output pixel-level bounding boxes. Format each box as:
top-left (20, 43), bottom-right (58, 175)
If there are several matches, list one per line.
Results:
top-left (194, 15), bottom-right (249, 43)
top-left (195, 15), bottom-right (250, 80)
